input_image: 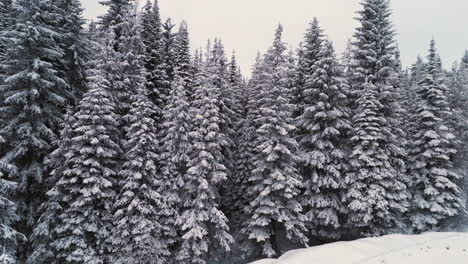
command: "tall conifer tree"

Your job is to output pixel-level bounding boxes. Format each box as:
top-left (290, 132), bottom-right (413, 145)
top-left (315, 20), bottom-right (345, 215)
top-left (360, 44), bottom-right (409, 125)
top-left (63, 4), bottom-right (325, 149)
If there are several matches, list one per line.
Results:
top-left (140, 0), bottom-right (166, 121)
top-left (346, 0), bottom-right (409, 236)
top-left (0, 1), bottom-right (71, 258)
top-left (48, 68), bottom-right (122, 263)
top-left (111, 88), bottom-right (169, 263)
top-left (99, 0), bottom-right (132, 51)
top-left (161, 18), bottom-right (177, 100)
top-left (56, 0), bottom-right (89, 102)
top-left (242, 25), bottom-right (307, 257)
top-left (158, 73), bottom-right (193, 256)
top-left (204, 39), bottom-right (237, 216)
top-left (294, 18), bottom-right (323, 120)
top-left (28, 110), bottom-right (77, 264)
top-left (174, 21), bottom-right (192, 93)
top-left (297, 39), bottom-right (352, 240)
top-left (409, 40), bottom-right (463, 232)
top-left (176, 63), bottom-right (234, 264)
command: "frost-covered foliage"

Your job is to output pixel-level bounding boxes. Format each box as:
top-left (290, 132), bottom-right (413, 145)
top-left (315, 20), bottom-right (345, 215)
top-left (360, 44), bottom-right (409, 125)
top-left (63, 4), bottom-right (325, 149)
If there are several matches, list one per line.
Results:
top-left (0, 0), bottom-right (13, 66)
top-left (176, 62), bottom-right (234, 264)
top-left (296, 37), bottom-right (352, 240)
top-left (0, 2), bottom-right (71, 257)
top-left (159, 72), bottom-right (193, 253)
top-left (294, 18), bottom-right (324, 120)
top-left (408, 40), bottom-right (463, 232)
top-left (229, 54), bottom-right (264, 231)
top-left (446, 51), bottom-right (468, 216)
top-left (2, 0), bottom-right (468, 263)
top-left (204, 39), bottom-right (238, 216)
top-left (48, 71), bottom-right (122, 263)
top-left (227, 52), bottom-right (251, 226)
top-left (161, 18), bottom-right (177, 97)
top-left (110, 88), bottom-right (169, 264)
top-left (99, 0), bottom-right (132, 46)
top-left (0, 161), bottom-right (23, 263)
top-left (56, 0), bottom-right (89, 102)
top-left (347, 82), bottom-right (409, 236)
top-left (347, 0), bottom-right (409, 236)
top-left (242, 25), bottom-right (308, 258)
top-left (27, 110), bottom-right (76, 264)
top-left (109, 12), bottom-right (171, 263)
top-left (140, 0), bottom-right (167, 121)
top-left (174, 21), bottom-right (192, 95)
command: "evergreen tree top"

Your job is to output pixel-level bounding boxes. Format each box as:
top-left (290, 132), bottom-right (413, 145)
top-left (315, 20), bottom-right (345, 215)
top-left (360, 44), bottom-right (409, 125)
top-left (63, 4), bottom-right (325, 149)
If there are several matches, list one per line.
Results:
top-left (228, 51), bottom-right (243, 85)
top-left (263, 24), bottom-right (287, 71)
top-left (175, 20), bottom-right (191, 72)
top-left (271, 24), bottom-right (287, 57)
top-left (426, 39), bottom-right (441, 76)
top-left (353, 0), bottom-right (396, 83)
top-left (141, 0), bottom-right (162, 47)
top-left (303, 18), bottom-right (323, 55)
top-left (99, 0), bottom-right (132, 29)
top-left (462, 50), bottom-right (468, 66)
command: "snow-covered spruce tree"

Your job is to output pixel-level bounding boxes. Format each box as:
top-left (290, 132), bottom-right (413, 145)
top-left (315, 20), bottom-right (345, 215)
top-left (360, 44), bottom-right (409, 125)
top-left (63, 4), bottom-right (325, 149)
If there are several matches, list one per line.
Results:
top-left (94, 31), bottom-right (130, 121)
top-left (27, 109), bottom-right (77, 264)
top-left (0, 160), bottom-right (24, 264)
top-left (228, 52), bottom-right (243, 89)
top-left (347, 0), bottom-right (409, 236)
top-left (294, 18), bottom-right (323, 120)
top-left (401, 56), bottom-right (427, 133)
top-left (97, 5), bottom-right (141, 121)
top-left (161, 18), bottom-right (177, 95)
top-left (104, 10), bottom-right (171, 263)
top-left (408, 40), bottom-right (463, 232)
top-left (296, 40), bottom-right (352, 241)
top-left (226, 51), bottom-right (250, 227)
top-left (55, 0), bottom-right (89, 103)
top-left (346, 81), bottom-right (408, 236)
top-left (140, 0), bottom-right (167, 121)
top-left (99, 0), bottom-right (132, 50)
top-left (176, 64), bottom-right (234, 264)
top-left (447, 54), bottom-right (468, 180)
top-left (48, 69), bottom-right (123, 263)
top-left (206, 39), bottom-right (237, 136)
top-left (246, 52), bottom-right (265, 135)
top-left (410, 56), bottom-right (427, 86)
top-left (174, 21), bottom-right (193, 97)
top-left (447, 52), bottom-right (468, 212)
top-left (227, 51), bottom-right (246, 146)
top-left (233, 53), bottom-right (264, 219)
top-left (110, 87), bottom-right (170, 264)
top-left (242, 25), bottom-right (308, 258)
top-left (0, 0), bottom-right (71, 258)
top-left (117, 11), bottom-right (147, 119)
top-left (392, 46), bottom-right (414, 168)
top-left (158, 72), bottom-right (193, 256)
top-left (204, 39), bottom-right (238, 216)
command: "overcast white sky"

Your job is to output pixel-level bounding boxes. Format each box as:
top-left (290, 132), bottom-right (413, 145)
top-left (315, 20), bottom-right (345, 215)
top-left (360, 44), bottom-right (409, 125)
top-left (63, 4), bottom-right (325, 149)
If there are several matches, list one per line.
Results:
top-left (81, 0), bottom-right (468, 76)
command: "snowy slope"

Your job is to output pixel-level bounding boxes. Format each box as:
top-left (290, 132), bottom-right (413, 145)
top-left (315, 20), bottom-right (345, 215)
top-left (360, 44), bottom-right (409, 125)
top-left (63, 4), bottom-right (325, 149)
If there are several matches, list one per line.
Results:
top-left (249, 232), bottom-right (468, 264)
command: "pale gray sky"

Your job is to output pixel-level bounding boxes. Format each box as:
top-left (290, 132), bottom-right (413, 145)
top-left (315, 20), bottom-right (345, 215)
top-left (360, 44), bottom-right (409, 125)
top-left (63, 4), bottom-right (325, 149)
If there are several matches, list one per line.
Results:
top-left (81, 0), bottom-right (468, 75)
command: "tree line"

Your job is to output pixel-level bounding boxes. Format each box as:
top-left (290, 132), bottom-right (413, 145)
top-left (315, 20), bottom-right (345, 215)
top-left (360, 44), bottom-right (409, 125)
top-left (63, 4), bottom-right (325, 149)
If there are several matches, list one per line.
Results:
top-left (0, 0), bottom-right (467, 263)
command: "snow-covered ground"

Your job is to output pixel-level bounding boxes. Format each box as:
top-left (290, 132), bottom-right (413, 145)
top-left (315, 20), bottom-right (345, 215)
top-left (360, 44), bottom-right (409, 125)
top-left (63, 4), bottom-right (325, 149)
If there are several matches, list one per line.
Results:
top-left (249, 232), bottom-right (468, 264)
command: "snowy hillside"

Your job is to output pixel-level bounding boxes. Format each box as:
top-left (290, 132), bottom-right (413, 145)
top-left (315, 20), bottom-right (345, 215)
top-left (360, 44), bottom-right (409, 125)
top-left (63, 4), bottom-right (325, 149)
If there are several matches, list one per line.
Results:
top-left (249, 232), bottom-right (468, 264)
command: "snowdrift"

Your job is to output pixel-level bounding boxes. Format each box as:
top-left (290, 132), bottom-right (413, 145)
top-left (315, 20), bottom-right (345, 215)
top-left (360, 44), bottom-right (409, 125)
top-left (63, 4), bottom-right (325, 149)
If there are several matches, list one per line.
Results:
top-left (249, 232), bottom-right (468, 264)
